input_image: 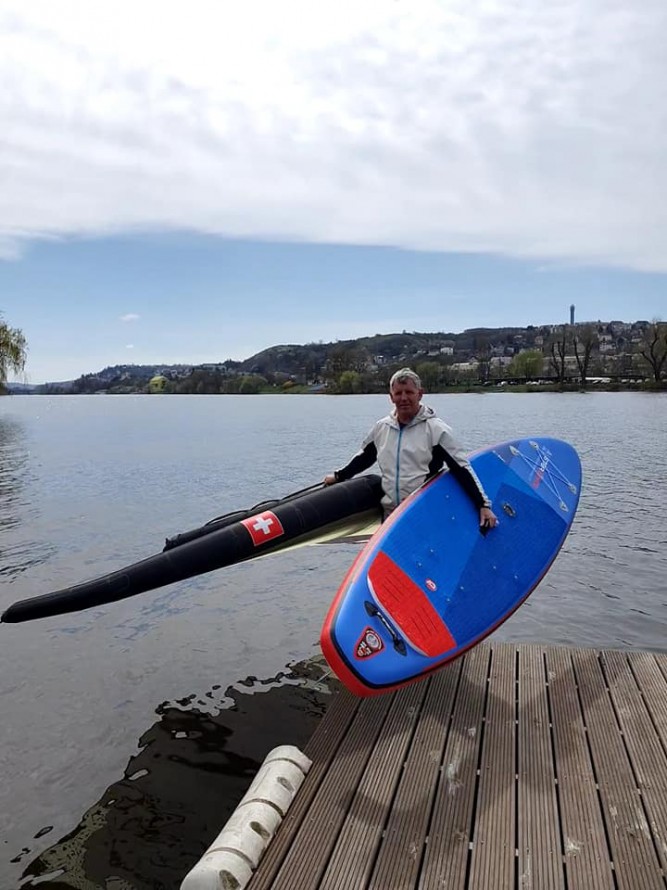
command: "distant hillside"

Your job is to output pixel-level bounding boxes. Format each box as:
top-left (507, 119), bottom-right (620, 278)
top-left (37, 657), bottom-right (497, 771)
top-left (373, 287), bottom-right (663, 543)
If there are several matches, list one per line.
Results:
top-left (237, 327), bottom-right (544, 377)
top-left (9, 319), bottom-right (660, 394)
top-left (4, 382), bottom-right (38, 394)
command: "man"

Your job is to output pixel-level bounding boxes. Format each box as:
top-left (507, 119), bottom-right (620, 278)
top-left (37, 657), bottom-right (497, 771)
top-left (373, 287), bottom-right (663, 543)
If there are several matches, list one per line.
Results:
top-left (324, 367), bottom-right (498, 528)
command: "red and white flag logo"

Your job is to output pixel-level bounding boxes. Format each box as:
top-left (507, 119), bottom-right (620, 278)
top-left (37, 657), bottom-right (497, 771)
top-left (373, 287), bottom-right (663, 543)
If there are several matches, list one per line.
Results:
top-left (241, 511), bottom-right (285, 547)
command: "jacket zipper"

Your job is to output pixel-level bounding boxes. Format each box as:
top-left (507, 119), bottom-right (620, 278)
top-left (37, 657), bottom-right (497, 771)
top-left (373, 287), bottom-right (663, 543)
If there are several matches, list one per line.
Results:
top-left (394, 425), bottom-right (403, 506)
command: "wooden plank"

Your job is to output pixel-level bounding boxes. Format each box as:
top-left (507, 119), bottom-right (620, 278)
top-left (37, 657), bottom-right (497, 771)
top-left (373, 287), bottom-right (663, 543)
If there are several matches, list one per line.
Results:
top-left (250, 692), bottom-right (393, 890)
top-left (601, 650), bottom-right (667, 875)
top-left (467, 642), bottom-right (516, 890)
top-left (417, 644), bottom-right (491, 890)
top-left (318, 679), bottom-right (429, 890)
top-left (517, 644), bottom-right (564, 889)
top-left (366, 659), bottom-right (463, 890)
top-left (628, 651), bottom-right (667, 750)
top-left (571, 648), bottom-right (664, 890)
top-left (247, 688), bottom-right (361, 890)
top-left (655, 651), bottom-right (667, 679)
top-left (303, 688), bottom-right (362, 760)
top-left (544, 646), bottom-right (614, 889)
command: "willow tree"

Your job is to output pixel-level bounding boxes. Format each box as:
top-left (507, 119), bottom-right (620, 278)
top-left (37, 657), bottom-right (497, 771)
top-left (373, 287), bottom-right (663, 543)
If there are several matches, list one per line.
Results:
top-left (0, 316), bottom-right (27, 392)
top-left (415, 361), bottom-right (442, 392)
top-left (507, 349), bottom-right (544, 380)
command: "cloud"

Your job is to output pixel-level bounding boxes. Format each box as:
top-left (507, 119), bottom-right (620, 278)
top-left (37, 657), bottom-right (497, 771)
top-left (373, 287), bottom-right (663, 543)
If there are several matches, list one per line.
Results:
top-left (125, 344), bottom-right (134, 349)
top-left (0, 237), bottom-right (24, 261)
top-left (120, 313), bottom-right (140, 322)
top-left (1, 0), bottom-right (666, 270)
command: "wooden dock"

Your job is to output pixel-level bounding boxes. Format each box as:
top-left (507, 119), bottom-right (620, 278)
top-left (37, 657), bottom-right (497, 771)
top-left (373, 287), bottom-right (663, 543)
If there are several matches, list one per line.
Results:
top-left (247, 643), bottom-right (667, 890)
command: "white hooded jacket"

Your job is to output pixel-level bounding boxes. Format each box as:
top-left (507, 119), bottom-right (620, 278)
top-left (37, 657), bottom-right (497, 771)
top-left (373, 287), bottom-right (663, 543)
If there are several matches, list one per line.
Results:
top-left (336, 404), bottom-right (491, 512)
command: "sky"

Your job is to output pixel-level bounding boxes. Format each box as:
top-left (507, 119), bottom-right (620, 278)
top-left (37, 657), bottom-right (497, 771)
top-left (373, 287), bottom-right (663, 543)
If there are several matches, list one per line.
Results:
top-left (1, 1), bottom-right (666, 383)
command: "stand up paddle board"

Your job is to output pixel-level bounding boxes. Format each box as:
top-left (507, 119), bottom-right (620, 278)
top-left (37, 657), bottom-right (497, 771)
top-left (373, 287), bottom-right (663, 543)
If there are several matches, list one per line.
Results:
top-left (321, 437), bottom-right (581, 696)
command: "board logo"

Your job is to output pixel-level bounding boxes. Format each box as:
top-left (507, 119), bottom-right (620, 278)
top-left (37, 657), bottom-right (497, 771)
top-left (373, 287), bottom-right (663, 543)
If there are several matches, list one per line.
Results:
top-left (425, 578), bottom-right (437, 592)
top-left (241, 511), bottom-right (285, 546)
top-left (355, 627), bottom-right (384, 659)
top-left (529, 442), bottom-right (551, 489)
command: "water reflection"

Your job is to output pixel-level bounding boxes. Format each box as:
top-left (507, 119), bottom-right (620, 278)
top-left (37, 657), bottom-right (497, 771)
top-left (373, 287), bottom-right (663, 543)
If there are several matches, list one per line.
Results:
top-left (17, 658), bottom-right (334, 890)
top-left (0, 415), bottom-right (55, 579)
top-left (0, 417), bottom-right (27, 534)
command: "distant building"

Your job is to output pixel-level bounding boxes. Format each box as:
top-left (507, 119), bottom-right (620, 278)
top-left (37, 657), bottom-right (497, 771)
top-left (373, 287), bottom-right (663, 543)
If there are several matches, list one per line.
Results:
top-left (199, 363), bottom-right (229, 372)
top-left (570, 304), bottom-right (575, 325)
top-left (450, 361), bottom-right (479, 374)
top-left (490, 356), bottom-right (512, 370)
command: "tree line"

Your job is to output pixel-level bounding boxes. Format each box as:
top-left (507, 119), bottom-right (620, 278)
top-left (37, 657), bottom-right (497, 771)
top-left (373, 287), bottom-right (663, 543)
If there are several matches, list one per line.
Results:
top-left (2, 316), bottom-right (666, 395)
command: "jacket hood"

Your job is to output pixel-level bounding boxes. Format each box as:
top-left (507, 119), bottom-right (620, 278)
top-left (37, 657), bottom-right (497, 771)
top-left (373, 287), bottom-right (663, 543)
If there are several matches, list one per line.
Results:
top-left (388, 403), bottom-right (434, 427)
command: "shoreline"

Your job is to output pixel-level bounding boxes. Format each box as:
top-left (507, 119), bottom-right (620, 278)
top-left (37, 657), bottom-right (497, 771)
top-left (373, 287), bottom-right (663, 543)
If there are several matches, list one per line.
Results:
top-left (4, 381), bottom-right (666, 397)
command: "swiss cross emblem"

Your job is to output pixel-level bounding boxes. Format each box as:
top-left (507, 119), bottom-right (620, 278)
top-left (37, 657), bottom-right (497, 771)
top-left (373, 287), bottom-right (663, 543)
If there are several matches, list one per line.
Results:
top-left (355, 627), bottom-right (384, 660)
top-left (241, 511), bottom-right (285, 546)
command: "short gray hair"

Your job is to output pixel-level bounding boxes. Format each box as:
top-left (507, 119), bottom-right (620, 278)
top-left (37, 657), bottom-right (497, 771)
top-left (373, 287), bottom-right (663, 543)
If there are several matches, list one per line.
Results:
top-left (389, 367), bottom-right (422, 390)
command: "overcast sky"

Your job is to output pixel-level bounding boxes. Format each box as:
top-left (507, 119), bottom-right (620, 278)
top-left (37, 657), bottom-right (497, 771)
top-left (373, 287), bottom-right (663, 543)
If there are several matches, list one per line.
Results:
top-left (2, 0), bottom-right (666, 382)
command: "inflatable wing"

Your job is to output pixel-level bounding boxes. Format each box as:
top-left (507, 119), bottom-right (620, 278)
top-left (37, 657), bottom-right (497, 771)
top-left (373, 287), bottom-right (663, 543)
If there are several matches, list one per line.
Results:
top-left (2, 475), bottom-right (383, 624)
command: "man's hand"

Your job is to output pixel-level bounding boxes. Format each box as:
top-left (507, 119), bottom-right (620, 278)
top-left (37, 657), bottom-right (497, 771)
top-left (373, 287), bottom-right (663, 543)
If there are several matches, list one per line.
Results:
top-left (479, 506), bottom-right (498, 530)
top-left (323, 473), bottom-right (337, 486)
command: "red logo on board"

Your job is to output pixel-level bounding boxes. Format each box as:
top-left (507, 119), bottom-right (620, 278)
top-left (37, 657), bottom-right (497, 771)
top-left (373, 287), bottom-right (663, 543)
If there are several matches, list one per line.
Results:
top-left (531, 448), bottom-right (551, 489)
top-left (241, 511), bottom-right (285, 546)
top-left (355, 627), bottom-right (384, 659)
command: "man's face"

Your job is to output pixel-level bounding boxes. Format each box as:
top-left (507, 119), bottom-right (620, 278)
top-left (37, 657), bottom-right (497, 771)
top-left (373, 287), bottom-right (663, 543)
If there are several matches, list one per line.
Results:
top-left (390, 380), bottom-right (423, 423)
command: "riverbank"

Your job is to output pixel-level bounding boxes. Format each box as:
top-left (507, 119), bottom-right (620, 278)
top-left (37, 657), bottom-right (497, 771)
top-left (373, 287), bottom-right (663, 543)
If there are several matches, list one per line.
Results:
top-left (5, 379), bottom-right (666, 396)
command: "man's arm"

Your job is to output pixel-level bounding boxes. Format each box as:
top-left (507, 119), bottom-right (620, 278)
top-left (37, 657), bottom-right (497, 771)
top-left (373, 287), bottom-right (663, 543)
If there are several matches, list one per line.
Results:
top-left (329, 441), bottom-right (378, 482)
top-left (430, 443), bottom-right (489, 509)
top-left (431, 425), bottom-right (497, 528)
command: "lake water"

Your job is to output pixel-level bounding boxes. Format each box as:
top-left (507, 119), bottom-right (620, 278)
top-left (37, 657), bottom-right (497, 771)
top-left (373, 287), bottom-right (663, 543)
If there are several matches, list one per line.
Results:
top-left (1, 392), bottom-right (666, 889)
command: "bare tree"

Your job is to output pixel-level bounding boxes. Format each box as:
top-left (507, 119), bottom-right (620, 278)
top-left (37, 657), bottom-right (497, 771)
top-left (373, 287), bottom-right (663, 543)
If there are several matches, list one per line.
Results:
top-left (638, 321), bottom-right (667, 383)
top-left (572, 325), bottom-right (599, 387)
top-left (327, 344), bottom-right (356, 381)
top-left (472, 335), bottom-right (491, 383)
top-left (546, 326), bottom-right (569, 386)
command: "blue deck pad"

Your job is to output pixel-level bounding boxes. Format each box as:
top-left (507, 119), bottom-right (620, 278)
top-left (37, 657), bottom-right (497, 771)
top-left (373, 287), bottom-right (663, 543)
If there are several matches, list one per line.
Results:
top-left (442, 483), bottom-right (567, 645)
